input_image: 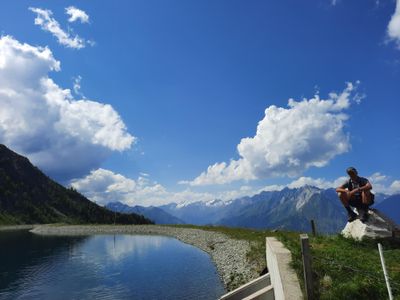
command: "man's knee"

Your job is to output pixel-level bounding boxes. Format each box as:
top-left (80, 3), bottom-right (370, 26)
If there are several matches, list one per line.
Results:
top-left (337, 192), bottom-right (348, 201)
top-left (363, 189), bottom-right (371, 196)
top-left (362, 191), bottom-right (372, 204)
top-left (338, 192), bottom-right (350, 206)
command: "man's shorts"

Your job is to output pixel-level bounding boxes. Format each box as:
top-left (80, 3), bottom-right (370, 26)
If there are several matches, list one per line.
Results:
top-left (349, 193), bottom-right (375, 207)
top-left (349, 196), bottom-right (363, 208)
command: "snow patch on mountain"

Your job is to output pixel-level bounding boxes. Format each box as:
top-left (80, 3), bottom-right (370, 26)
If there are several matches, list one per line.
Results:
top-left (296, 186), bottom-right (321, 211)
top-left (205, 199), bottom-right (231, 207)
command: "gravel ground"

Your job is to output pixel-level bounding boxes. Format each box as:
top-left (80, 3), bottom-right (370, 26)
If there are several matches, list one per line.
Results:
top-left (30, 224), bottom-right (260, 290)
top-left (0, 224), bottom-right (36, 231)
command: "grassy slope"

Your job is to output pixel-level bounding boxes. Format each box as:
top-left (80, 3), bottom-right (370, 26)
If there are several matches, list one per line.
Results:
top-left (173, 225), bottom-right (400, 299)
top-left (0, 145), bottom-right (153, 226)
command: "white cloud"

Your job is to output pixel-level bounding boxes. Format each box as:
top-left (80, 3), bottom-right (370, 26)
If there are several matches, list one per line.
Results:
top-left (389, 180), bottom-right (400, 194)
top-left (259, 184), bottom-right (285, 192)
top-left (260, 176), bottom-right (346, 193)
top-left (287, 176), bottom-right (347, 189)
top-left (370, 174), bottom-right (400, 195)
top-left (0, 36), bottom-right (134, 180)
top-left (369, 172), bottom-right (387, 183)
top-left (180, 159), bottom-right (255, 186)
top-left (353, 93), bottom-right (365, 105)
top-left (187, 83), bottom-right (358, 186)
top-left (71, 168), bottom-right (201, 206)
top-left (71, 168), bottom-right (145, 205)
top-left (29, 7), bottom-right (87, 49)
top-left (387, 0), bottom-right (400, 48)
top-left (71, 168), bottom-right (261, 206)
top-left (65, 6), bottom-right (90, 24)
top-left (72, 75), bottom-right (85, 98)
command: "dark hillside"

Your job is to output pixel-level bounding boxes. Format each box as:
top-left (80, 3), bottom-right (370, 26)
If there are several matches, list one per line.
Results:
top-left (0, 144), bottom-right (152, 225)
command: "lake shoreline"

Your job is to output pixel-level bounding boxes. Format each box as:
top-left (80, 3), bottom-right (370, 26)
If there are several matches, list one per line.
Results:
top-left (29, 224), bottom-right (259, 290)
top-left (0, 224), bottom-right (36, 231)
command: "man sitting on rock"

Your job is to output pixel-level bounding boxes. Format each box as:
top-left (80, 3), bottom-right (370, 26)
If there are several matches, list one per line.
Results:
top-left (336, 167), bottom-right (374, 223)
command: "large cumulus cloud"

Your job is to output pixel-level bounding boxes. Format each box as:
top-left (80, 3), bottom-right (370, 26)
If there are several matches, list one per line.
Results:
top-left (387, 0), bottom-right (400, 48)
top-left (187, 83), bottom-right (357, 186)
top-left (71, 168), bottom-right (205, 206)
top-left (0, 36), bottom-right (134, 181)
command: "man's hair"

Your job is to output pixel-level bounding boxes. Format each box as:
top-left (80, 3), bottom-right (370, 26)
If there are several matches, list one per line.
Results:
top-left (346, 167), bottom-right (358, 175)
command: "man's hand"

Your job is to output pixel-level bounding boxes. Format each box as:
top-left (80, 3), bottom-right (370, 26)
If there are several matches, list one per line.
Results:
top-left (349, 188), bottom-right (359, 197)
top-left (336, 187), bottom-right (347, 193)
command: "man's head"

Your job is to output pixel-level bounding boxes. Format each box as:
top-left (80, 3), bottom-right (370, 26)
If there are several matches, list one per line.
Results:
top-left (346, 167), bottom-right (358, 180)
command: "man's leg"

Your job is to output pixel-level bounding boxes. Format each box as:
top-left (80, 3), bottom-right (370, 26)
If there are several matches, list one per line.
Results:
top-left (361, 190), bottom-right (372, 206)
top-left (338, 192), bottom-right (357, 222)
top-left (338, 191), bottom-right (349, 206)
top-left (359, 190), bottom-right (372, 222)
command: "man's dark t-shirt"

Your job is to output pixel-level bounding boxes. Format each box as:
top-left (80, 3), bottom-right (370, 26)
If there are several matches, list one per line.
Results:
top-left (341, 176), bottom-right (370, 206)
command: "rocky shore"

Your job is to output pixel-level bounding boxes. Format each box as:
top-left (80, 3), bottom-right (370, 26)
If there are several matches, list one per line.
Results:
top-left (0, 224), bottom-right (35, 231)
top-left (30, 224), bottom-right (260, 290)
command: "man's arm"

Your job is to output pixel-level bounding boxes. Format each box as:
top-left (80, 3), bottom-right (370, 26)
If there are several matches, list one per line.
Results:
top-left (336, 184), bottom-right (348, 193)
top-left (337, 186), bottom-right (359, 197)
top-left (359, 181), bottom-right (372, 192)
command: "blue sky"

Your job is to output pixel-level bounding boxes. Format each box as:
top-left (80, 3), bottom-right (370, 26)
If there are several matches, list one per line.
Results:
top-left (0, 0), bottom-right (399, 206)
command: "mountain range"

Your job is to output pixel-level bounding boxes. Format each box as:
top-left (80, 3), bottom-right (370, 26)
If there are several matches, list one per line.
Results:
top-left (106, 201), bottom-right (185, 225)
top-left (0, 144), bottom-right (152, 225)
top-left (158, 187), bottom-right (398, 233)
top-left (100, 183), bottom-right (400, 234)
top-left (159, 187), bottom-right (347, 233)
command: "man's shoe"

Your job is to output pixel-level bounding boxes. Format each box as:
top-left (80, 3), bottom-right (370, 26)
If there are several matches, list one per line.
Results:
top-left (360, 210), bottom-right (369, 223)
top-left (348, 212), bottom-right (357, 222)
top-left (357, 206), bottom-right (370, 223)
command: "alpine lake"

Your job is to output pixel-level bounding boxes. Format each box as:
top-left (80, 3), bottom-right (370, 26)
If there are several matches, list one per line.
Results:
top-left (0, 229), bottom-right (225, 300)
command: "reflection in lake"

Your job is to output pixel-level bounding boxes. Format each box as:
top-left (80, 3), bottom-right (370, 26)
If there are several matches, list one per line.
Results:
top-left (0, 231), bottom-right (224, 300)
top-left (105, 235), bottom-right (166, 260)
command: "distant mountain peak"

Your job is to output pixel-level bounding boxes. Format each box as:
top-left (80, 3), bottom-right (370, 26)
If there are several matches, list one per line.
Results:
top-left (295, 185), bottom-right (322, 211)
top-left (176, 201), bottom-right (193, 208)
top-left (205, 199), bottom-right (230, 207)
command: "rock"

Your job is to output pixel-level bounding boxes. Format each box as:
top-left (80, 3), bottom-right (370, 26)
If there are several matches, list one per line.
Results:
top-left (341, 209), bottom-right (398, 240)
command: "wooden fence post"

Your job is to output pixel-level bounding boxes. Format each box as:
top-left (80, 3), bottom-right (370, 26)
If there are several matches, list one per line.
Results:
top-left (310, 220), bottom-right (316, 236)
top-left (300, 234), bottom-right (314, 300)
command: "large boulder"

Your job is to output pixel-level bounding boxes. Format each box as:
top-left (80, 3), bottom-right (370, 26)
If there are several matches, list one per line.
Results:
top-left (341, 209), bottom-right (399, 240)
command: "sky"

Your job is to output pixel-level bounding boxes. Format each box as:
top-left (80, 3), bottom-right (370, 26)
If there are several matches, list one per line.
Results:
top-left (0, 0), bottom-right (400, 206)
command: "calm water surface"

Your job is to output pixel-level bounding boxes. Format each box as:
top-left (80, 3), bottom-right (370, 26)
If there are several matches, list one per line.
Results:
top-left (0, 230), bottom-right (225, 300)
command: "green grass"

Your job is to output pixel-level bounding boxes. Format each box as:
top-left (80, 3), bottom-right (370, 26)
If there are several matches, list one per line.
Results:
top-left (279, 234), bottom-right (400, 300)
top-left (0, 213), bottom-right (21, 225)
top-left (171, 224), bottom-right (400, 299)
